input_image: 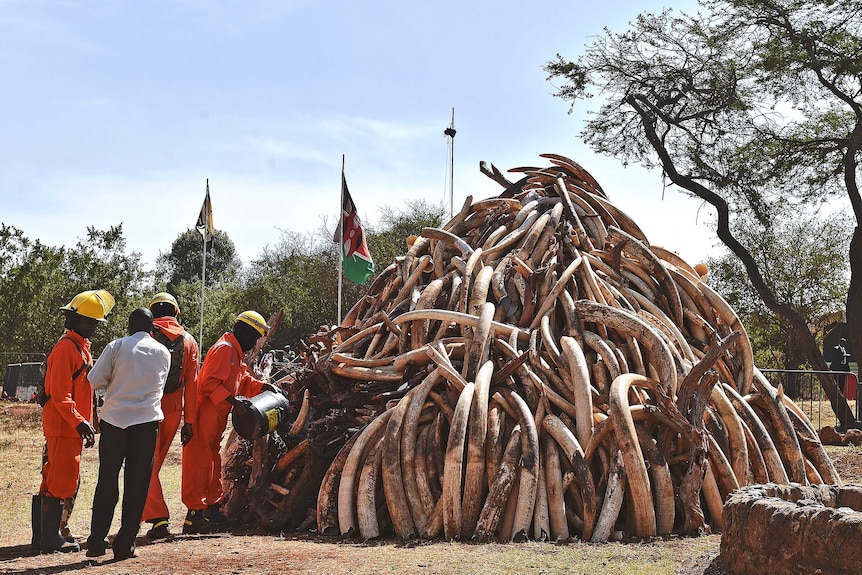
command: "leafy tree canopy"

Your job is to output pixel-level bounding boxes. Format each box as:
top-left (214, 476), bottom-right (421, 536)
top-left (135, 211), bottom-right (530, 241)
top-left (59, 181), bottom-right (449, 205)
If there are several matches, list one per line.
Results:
top-left (155, 228), bottom-right (241, 290)
top-left (367, 199), bottom-right (445, 269)
top-left (707, 207), bottom-right (852, 369)
top-left (0, 224), bottom-right (150, 358)
top-left (1, 200), bottom-right (446, 373)
top-left (242, 200), bottom-right (446, 352)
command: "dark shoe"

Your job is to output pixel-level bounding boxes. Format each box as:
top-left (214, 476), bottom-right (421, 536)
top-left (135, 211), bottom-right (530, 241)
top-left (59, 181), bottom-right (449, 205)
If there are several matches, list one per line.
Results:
top-left (146, 518), bottom-right (171, 540)
top-left (112, 544), bottom-right (138, 561)
top-left (85, 546), bottom-right (107, 558)
top-left (84, 537), bottom-right (109, 558)
top-left (40, 496), bottom-right (80, 553)
top-left (206, 504), bottom-right (227, 524)
top-left (182, 509), bottom-right (214, 535)
top-left (60, 525), bottom-right (76, 543)
top-left (31, 494), bottom-right (41, 550)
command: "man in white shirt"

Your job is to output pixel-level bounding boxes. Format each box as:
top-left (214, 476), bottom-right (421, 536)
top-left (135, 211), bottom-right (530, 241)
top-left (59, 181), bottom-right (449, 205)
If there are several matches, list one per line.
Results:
top-left (84, 307), bottom-right (170, 561)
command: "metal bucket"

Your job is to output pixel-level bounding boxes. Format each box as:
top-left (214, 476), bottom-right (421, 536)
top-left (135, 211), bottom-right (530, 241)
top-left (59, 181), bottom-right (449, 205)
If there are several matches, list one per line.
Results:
top-left (231, 390), bottom-right (290, 440)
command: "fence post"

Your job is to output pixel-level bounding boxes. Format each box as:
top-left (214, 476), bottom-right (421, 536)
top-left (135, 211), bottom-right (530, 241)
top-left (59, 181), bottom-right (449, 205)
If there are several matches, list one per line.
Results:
top-left (760, 368), bottom-right (860, 430)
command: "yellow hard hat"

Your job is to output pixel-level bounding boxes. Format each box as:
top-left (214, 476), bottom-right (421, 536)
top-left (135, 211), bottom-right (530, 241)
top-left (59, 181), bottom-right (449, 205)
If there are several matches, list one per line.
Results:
top-left (149, 292), bottom-right (180, 315)
top-left (235, 310), bottom-right (268, 337)
top-left (60, 290), bottom-right (115, 322)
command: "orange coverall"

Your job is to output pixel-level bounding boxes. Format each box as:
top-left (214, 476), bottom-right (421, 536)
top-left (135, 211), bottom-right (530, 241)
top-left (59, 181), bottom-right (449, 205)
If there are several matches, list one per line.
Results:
top-left (142, 316), bottom-right (199, 523)
top-left (183, 332), bottom-right (263, 510)
top-left (40, 330), bottom-right (93, 499)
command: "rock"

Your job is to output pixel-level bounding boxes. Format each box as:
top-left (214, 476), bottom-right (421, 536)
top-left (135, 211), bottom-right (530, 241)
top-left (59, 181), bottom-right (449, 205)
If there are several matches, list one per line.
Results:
top-left (722, 484), bottom-right (862, 575)
top-left (843, 429), bottom-right (862, 446)
top-left (819, 425), bottom-right (844, 446)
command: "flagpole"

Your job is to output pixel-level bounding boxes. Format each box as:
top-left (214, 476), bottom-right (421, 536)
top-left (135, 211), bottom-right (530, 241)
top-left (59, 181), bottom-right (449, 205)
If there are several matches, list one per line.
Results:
top-left (337, 155), bottom-right (345, 325)
top-left (200, 236), bottom-right (207, 347)
top-left (199, 179), bottom-right (209, 348)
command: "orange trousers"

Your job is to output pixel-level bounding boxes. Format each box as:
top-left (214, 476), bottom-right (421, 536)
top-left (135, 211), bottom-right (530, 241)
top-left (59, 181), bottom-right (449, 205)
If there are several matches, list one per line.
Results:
top-left (39, 436), bottom-right (83, 499)
top-left (182, 400), bottom-right (228, 511)
top-left (142, 393), bottom-right (184, 522)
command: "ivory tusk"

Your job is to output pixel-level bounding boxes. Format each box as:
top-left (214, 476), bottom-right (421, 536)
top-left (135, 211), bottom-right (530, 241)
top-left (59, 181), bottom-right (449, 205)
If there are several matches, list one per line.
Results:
top-left (608, 373), bottom-right (657, 537)
top-left (442, 382), bottom-right (475, 540)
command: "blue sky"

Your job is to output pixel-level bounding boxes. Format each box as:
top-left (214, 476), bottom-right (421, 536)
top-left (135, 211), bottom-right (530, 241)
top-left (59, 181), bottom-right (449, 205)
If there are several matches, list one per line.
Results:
top-left (1, 0), bottom-right (715, 272)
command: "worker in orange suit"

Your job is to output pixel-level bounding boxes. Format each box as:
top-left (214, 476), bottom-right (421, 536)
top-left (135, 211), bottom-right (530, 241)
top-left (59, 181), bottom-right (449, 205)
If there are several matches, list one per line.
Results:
top-left (36, 289), bottom-right (114, 553)
top-left (182, 310), bottom-right (276, 534)
top-left (141, 292), bottom-right (200, 539)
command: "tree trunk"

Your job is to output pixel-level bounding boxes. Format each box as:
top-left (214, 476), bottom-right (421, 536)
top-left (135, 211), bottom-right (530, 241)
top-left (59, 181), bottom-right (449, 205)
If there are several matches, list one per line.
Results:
top-left (845, 228), bottom-right (862, 429)
top-left (843, 120), bottom-right (862, 430)
top-left (629, 95), bottom-right (857, 430)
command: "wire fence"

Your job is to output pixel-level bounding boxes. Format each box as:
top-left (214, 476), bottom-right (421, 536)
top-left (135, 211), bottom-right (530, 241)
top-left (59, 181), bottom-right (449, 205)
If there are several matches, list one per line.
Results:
top-left (0, 352), bottom-right (47, 364)
top-left (760, 369), bottom-right (859, 430)
top-left (1, 354), bottom-right (46, 402)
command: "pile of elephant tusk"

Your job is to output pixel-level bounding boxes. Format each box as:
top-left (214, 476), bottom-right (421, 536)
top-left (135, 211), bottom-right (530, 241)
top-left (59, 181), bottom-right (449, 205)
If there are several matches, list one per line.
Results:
top-left (225, 153), bottom-right (841, 543)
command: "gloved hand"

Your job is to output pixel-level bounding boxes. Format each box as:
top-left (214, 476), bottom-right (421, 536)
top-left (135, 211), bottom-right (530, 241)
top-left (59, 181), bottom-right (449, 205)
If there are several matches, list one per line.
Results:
top-left (227, 395), bottom-right (251, 412)
top-left (76, 421), bottom-right (96, 448)
top-left (180, 423), bottom-right (193, 446)
top-left (262, 382), bottom-right (281, 395)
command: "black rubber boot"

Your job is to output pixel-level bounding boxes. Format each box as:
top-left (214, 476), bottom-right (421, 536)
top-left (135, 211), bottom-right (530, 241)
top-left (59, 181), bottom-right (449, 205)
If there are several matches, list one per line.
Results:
top-left (145, 518), bottom-right (171, 540)
top-left (206, 504), bottom-right (227, 525)
top-left (31, 494), bottom-right (41, 550)
top-left (40, 496), bottom-right (80, 553)
top-left (182, 509), bottom-right (214, 535)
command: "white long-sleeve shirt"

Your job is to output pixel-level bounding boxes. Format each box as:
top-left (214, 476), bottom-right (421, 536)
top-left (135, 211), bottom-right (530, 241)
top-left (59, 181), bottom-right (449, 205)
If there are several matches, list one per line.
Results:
top-left (89, 331), bottom-right (170, 429)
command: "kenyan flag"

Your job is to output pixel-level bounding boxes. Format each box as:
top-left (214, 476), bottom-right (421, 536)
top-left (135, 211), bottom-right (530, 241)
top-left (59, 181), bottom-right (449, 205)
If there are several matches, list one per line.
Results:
top-left (334, 174), bottom-right (375, 285)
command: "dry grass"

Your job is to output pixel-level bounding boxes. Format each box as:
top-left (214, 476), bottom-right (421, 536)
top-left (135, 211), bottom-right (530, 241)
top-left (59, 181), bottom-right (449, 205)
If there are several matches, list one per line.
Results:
top-left (793, 395), bottom-right (857, 430)
top-left (0, 402), bottom-right (188, 547)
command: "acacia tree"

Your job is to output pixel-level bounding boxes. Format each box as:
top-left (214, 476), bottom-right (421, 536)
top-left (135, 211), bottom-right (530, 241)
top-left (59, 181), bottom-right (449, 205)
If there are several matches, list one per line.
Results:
top-left (707, 208), bottom-right (851, 372)
top-left (545, 0), bottom-right (862, 427)
top-left (61, 225), bottom-right (151, 347)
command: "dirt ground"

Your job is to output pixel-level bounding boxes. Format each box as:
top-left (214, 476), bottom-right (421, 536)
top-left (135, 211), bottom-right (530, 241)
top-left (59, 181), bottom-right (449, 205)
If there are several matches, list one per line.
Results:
top-left (0, 531), bottom-right (729, 575)
top-left (0, 484), bottom-right (737, 575)
top-left (2, 400), bottom-right (861, 575)
top-left (825, 445), bottom-right (862, 480)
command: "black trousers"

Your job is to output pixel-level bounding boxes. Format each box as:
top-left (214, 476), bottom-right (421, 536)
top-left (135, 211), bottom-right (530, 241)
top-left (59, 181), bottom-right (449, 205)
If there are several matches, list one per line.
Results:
top-left (87, 420), bottom-right (159, 553)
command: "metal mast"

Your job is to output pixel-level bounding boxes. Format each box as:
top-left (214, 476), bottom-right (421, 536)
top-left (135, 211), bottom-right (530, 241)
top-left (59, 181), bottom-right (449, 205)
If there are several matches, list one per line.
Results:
top-left (444, 108), bottom-right (456, 221)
